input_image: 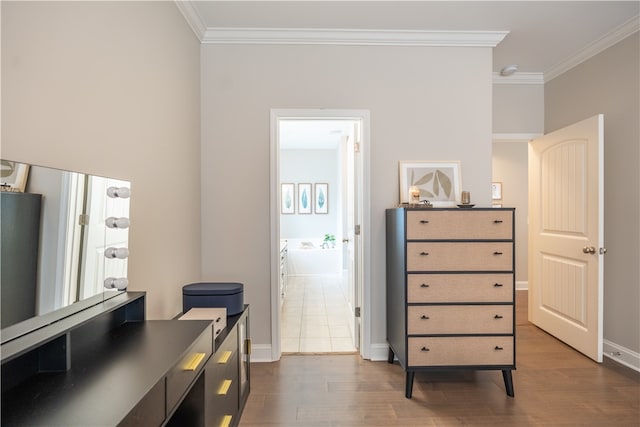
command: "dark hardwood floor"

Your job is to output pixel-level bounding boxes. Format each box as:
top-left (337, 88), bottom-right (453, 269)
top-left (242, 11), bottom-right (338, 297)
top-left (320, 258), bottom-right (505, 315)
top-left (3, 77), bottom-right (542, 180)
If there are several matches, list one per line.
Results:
top-left (240, 291), bottom-right (640, 426)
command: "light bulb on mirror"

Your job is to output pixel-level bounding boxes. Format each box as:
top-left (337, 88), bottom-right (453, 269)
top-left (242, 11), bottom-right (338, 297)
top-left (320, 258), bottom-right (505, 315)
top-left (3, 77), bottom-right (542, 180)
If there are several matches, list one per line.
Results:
top-left (105, 217), bottom-right (130, 229)
top-left (104, 277), bottom-right (128, 290)
top-left (104, 247), bottom-right (129, 259)
top-left (106, 186), bottom-right (131, 198)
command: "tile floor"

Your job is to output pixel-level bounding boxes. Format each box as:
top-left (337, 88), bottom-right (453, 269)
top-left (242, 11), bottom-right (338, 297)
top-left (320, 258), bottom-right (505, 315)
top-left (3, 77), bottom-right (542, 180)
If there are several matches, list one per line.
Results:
top-left (280, 273), bottom-right (357, 353)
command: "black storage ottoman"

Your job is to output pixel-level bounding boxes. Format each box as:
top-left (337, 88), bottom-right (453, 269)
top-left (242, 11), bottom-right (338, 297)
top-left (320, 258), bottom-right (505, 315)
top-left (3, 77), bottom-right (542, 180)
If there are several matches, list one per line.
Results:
top-left (182, 282), bottom-right (244, 315)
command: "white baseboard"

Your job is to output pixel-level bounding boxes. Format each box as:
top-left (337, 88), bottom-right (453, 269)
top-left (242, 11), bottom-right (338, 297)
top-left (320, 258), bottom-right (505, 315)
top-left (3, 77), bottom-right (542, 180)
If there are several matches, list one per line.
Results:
top-left (516, 281), bottom-right (528, 290)
top-left (603, 340), bottom-right (640, 372)
top-left (368, 343), bottom-right (391, 361)
top-left (249, 344), bottom-right (275, 362)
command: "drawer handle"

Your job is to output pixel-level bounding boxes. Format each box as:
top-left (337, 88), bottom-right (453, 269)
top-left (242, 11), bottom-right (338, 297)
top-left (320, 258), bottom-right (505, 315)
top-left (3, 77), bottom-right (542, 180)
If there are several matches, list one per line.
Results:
top-left (215, 317), bottom-right (222, 323)
top-left (420, 283), bottom-right (430, 288)
top-left (220, 415), bottom-right (233, 427)
top-left (495, 346), bottom-right (504, 351)
top-left (217, 350), bottom-right (232, 364)
top-left (420, 315), bottom-right (430, 320)
top-left (420, 251), bottom-right (429, 256)
top-left (419, 220), bottom-right (429, 224)
top-left (494, 315), bottom-right (504, 319)
top-left (493, 220), bottom-right (504, 224)
top-left (183, 352), bottom-right (206, 371)
top-left (493, 251), bottom-right (503, 255)
top-left (494, 283), bottom-right (503, 287)
top-left (421, 347), bottom-right (430, 352)
top-left (217, 379), bottom-right (233, 395)
top-left (215, 328), bottom-right (222, 335)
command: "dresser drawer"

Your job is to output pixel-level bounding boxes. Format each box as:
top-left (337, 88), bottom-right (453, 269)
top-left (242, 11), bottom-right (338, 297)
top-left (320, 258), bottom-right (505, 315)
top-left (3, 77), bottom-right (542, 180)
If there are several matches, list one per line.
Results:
top-left (408, 336), bottom-right (514, 366)
top-left (206, 348), bottom-right (239, 427)
top-left (407, 305), bottom-right (513, 334)
top-left (407, 274), bottom-right (513, 303)
top-left (407, 210), bottom-right (513, 240)
top-left (166, 325), bottom-right (213, 416)
top-left (407, 242), bottom-right (513, 271)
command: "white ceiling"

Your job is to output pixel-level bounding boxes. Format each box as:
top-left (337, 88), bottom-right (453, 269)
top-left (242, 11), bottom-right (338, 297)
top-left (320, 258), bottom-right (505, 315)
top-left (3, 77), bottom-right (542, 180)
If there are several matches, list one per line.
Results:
top-left (189, 1), bottom-right (639, 75)
top-left (185, 1), bottom-right (639, 149)
top-left (279, 119), bottom-right (356, 150)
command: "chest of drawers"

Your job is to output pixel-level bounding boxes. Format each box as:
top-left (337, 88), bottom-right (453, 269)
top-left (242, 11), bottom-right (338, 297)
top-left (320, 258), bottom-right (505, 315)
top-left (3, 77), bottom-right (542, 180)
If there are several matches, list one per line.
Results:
top-left (386, 207), bottom-right (516, 398)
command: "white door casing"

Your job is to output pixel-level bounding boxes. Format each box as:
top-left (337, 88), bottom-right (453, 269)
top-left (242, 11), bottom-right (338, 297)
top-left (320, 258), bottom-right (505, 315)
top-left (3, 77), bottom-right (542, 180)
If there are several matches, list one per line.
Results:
top-left (346, 121), bottom-right (364, 351)
top-left (528, 114), bottom-right (604, 362)
top-left (270, 109), bottom-right (371, 361)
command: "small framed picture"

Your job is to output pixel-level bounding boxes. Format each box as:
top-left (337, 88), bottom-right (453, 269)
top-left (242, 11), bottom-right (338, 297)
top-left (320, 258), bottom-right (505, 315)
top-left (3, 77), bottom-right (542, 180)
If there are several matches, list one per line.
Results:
top-left (281, 183), bottom-right (295, 214)
top-left (492, 182), bottom-right (502, 200)
top-left (314, 183), bottom-right (328, 214)
top-left (298, 183), bottom-right (312, 214)
top-left (0, 160), bottom-right (30, 192)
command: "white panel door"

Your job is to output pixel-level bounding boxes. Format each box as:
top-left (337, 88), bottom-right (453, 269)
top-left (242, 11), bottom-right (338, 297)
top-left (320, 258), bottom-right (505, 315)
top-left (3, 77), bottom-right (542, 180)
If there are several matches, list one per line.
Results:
top-left (528, 114), bottom-right (604, 362)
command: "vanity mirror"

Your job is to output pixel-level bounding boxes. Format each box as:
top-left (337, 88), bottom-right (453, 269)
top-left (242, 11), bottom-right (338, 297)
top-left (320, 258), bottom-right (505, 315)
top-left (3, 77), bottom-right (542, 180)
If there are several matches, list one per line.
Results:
top-left (0, 159), bottom-right (131, 341)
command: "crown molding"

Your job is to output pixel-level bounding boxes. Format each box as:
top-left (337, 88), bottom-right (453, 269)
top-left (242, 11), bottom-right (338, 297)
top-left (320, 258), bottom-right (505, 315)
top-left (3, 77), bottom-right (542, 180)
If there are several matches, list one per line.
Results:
top-left (545, 14), bottom-right (640, 82)
top-left (492, 133), bottom-right (542, 143)
top-left (174, 0), bottom-right (207, 41)
top-left (201, 27), bottom-right (508, 47)
top-left (493, 72), bottom-right (544, 85)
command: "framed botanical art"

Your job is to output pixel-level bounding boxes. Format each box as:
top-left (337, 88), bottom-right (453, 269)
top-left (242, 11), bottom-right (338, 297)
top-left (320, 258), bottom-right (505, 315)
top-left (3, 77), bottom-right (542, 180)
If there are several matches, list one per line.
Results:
top-left (314, 183), bottom-right (328, 214)
top-left (281, 183), bottom-right (295, 214)
top-left (399, 160), bottom-right (461, 207)
top-left (298, 183), bottom-right (312, 214)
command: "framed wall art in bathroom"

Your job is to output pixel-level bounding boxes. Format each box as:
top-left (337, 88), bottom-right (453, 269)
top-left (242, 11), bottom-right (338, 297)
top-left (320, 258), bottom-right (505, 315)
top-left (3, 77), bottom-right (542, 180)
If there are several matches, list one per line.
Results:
top-left (281, 183), bottom-right (295, 214)
top-left (298, 183), bottom-right (312, 214)
top-left (314, 183), bottom-right (328, 214)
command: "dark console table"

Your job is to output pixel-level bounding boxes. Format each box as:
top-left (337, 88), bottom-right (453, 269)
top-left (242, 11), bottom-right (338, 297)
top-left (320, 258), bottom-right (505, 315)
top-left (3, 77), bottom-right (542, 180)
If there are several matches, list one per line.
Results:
top-left (1, 292), bottom-right (250, 426)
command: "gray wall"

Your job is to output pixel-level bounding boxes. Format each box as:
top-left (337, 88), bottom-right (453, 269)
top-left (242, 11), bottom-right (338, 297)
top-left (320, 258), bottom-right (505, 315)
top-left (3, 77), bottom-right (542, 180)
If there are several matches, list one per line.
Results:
top-left (491, 141), bottom-right (530, 285)
top-left (492, 83), bottom-right (545, 285)
top-left (201, 44), bottom-right (494, 356)
top-left (545, 33), bottom-right (640, 356)
top-left (2, 1), bottom-right (202, 320)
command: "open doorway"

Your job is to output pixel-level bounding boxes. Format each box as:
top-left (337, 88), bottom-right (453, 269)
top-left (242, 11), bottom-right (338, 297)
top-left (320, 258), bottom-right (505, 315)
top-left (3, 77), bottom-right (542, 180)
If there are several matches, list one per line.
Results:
top-left (270, 109), bottom-right (369, 359)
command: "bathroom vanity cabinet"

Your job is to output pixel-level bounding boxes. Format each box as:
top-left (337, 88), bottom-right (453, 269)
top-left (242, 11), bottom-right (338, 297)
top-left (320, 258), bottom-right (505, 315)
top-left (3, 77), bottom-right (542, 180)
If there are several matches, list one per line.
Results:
top-left (386, 207), bottom-right (516, 399)
top-left (1, 292), bottom-right (250, 426)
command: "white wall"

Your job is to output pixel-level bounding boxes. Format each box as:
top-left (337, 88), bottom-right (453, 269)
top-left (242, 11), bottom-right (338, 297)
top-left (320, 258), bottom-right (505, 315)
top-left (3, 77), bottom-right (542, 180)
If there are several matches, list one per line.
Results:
top-left (492, 142), bottom-right (529, 284)
top-left (492, 82), bottom-right (545, 285)
top-left (545, 33), bottom-right (640, 360)
top-left (1, 1), bottom-right (202, 320)
top-left (201, 44), bottom-right (494, 356)
top-left (280, 149), bottom-right (339, 241)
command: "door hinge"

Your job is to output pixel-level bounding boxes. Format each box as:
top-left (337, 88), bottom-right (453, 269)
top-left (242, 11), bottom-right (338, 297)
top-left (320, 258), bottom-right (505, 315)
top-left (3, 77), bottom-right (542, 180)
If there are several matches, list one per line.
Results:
top-left (78, 214), bottom-right (89, 226)
top-left (354, 224), bottom-right (361, 235)
top-left (355, 307), bottom-right (361, 318)
top-left (354, 142), bottom-right (360, 153)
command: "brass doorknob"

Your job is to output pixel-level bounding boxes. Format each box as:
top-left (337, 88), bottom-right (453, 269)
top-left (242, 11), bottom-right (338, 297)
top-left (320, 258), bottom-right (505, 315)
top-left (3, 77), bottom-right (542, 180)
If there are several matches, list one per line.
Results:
top-left (582, 246), bottom-right (596, 254)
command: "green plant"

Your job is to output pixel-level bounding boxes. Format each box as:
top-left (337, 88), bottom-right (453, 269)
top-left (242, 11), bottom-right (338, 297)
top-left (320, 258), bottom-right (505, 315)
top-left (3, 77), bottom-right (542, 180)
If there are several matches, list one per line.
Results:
top-left (322, 233), bottom-right (336, 249)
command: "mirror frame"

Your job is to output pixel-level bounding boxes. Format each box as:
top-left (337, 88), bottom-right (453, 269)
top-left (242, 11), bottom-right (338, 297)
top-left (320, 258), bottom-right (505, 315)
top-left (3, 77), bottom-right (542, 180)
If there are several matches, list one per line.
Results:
top-left (1, 160), bottom-right (129, 344)
top-left (0, 292), bottom-right (122, 344)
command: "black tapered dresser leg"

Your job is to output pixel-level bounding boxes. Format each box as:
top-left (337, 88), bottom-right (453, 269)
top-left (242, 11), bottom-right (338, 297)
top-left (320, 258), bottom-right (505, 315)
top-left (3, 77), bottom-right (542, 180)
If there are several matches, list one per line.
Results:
top-left (502, 369), bottom-right (514, 397)
top-left (387, 347), bottom-right (395, 364)
top-left (405, 371), bottom-right (415, 399)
